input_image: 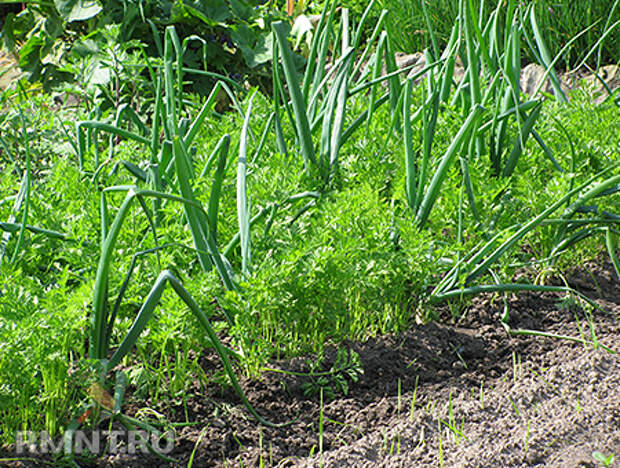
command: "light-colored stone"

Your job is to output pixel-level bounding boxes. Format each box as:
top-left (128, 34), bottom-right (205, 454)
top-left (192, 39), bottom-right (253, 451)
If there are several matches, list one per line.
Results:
top-left (518, 62), bottom-right (571, 98)
top-left (395, 52), bottom-right (465, 85)
top-left (395, 52), bottom-right (424, 70)
top-left (0, 49), bottom-right (22, 91)
top-left (395, 52), bottom-right (426, 84)
top-left (512, 62), bottom-right (619, 104)
top-left (581, 64), bottom-right (620, 104)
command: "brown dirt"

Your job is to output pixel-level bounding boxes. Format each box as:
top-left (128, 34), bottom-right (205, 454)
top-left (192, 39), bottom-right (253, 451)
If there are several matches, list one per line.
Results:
top-left (2, 259), bottom-right (619, 468)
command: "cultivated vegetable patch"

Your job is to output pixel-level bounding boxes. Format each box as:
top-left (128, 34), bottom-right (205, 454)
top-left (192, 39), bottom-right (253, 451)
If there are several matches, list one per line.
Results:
top-left (0, 0), bottom-right (618, 466)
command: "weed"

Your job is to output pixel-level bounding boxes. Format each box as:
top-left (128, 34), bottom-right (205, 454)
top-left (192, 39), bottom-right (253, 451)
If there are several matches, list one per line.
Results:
top-left (592, 451), bottom-right (615, 467)
top-left (525, 420), bottom-right (532, 454)
top-left (409, 375), bottom-right (419, 422)
top-left (299, 348), bottom-right (363, 398)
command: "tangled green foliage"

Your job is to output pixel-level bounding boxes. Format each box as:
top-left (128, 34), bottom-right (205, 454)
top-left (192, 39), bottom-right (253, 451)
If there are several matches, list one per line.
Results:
top-left (0, 0), bottom-right (287, 93)
top-left (339, 0), bottom-right (619, 68)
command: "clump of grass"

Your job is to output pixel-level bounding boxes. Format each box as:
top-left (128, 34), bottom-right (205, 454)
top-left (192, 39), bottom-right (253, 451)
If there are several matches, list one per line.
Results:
top-left (380, 0), bottom-right (619, 69)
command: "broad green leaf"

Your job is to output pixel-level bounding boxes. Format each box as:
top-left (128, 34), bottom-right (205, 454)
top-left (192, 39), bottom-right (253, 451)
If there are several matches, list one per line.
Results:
top-left (229, 0), bottom-right (254, 19)
top-left (88, 62), bottom-right (111, 86)
top-left (0, 13), bottom-right (17, 51)
top-left (231, 26), bottom-right (273, 68)
top-left (172, 0), bottom-right (230, 26)
top-left (54, 0), bottom-right (102, 22)
top-left (292, 15), bottom-right (314, 50)
top-left (71, 38), bottom-right (100, 57)
top-left (18, 35), bottom-right (44, 72)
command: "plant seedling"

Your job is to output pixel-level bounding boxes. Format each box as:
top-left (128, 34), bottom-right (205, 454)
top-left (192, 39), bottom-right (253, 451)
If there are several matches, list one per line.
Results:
top-left (592, 451), bottom-right (615, 467)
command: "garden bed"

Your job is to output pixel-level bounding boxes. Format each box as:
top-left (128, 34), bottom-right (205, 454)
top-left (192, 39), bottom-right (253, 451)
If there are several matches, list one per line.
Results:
top-left (3, 258), bottom-right (617, 467)
top-left (1, 2), bottom-right (619, 466)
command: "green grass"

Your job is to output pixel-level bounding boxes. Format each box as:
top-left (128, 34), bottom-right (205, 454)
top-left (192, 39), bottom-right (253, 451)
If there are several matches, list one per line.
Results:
top-left (365, 0), bottom-right (619, 70)
top-left (0, 0), bottom-right (619, 456)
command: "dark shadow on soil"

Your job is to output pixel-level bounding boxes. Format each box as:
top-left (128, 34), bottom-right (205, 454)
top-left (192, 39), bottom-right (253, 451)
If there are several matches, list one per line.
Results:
top-left (2, 258), bottom-right (618, 467)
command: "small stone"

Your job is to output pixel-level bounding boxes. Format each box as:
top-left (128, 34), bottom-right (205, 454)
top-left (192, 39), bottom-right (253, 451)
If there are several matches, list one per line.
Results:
top-left (520, 63), bottom-right (560, 97)
top-left (581, 64), bottom-right (620, 104)
top-left (395, 52), bottom-right (424, 70)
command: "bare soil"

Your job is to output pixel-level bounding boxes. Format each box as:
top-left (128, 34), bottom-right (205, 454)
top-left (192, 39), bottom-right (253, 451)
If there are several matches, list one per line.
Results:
top-left (2, 258), bottom-right (618, 468)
